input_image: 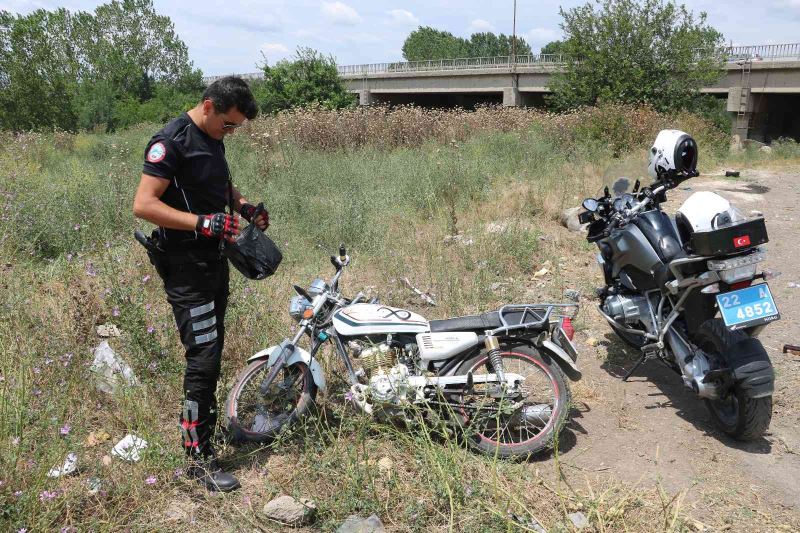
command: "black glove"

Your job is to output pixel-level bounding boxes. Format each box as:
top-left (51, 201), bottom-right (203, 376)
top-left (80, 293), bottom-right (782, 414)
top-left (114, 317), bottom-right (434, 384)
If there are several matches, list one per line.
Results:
top-left (196, 213), bottom-right (239, 241)
top-left (240, 202), bottom-right (269, 231)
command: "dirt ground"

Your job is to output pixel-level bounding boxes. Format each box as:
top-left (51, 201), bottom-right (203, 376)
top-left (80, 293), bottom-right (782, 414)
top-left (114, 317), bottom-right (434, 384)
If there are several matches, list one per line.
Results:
top-left (554, 165), bottom-right (800, 531)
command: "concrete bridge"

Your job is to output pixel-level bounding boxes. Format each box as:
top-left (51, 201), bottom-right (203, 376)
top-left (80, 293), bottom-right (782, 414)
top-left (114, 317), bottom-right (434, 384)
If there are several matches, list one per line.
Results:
top-left (339, 44), bottom-right (800, 142)
top-left (204, 44), bottom-right (800, 142)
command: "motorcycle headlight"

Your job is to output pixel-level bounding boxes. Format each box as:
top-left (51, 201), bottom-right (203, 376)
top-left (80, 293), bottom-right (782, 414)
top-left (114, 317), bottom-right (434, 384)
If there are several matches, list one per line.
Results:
top-left (289, 295), bottom-right (312, 322)
top-left (308, 278), bottom-right (329, 296)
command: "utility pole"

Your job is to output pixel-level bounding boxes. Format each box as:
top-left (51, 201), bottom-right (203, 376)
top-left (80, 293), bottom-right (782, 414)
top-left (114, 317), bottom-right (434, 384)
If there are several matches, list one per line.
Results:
top-left (512, 0), bottom-right (517, 66)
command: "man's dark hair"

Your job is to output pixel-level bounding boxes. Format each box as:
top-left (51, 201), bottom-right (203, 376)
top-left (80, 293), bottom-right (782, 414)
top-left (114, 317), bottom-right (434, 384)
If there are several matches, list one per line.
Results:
top-left (202, 76), bottom-right (258, 120)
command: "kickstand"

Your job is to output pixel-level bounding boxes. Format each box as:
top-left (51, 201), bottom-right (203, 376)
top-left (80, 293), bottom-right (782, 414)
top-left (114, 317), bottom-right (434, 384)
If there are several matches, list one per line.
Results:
top-left (622, 353), bottom-right (647, 381)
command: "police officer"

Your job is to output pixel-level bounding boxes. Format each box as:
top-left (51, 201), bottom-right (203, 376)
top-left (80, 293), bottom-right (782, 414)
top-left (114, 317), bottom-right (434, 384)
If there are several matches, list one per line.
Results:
top-left (132, 76), bottom-right (267, 492)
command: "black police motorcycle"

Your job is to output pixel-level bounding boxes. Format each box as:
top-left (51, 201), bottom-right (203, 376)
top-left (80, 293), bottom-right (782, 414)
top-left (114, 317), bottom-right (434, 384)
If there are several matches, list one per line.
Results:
top-left (579, 130), bottom-right (779, 440)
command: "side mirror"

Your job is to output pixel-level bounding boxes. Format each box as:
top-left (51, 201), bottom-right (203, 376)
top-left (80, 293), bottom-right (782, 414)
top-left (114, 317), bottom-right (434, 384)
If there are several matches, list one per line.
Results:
top-left (582, 198), bottom-right (599, 212)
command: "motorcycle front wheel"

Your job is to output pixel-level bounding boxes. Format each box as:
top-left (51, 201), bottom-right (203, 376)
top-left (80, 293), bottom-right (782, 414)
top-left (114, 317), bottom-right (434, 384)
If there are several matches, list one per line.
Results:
top-left (224, 358), bottom-right (318, 444)
top-left (454, 344), bottom-right (571, 459)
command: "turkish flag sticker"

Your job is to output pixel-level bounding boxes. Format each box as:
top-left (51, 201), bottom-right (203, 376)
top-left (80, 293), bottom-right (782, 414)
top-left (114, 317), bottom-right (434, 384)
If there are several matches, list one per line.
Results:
top-left (733, 235), bottom-right (751, 248)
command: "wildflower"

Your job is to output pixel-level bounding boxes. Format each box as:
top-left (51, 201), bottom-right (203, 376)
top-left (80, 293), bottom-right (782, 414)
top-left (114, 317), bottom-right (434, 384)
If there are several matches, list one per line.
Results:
top-left (14, 490), bottom-right (22, 497)
top-left (32, 388), bottom-right (42, 397)
top-left (242, 495), bottom-right (251, 505)
top-left (112, 306), bottom-right (120, 317)
top-left (105, 242), bottom-right (111, 249)
top-left (344, 390), bottom-right (355, 402)
top-left (102, 288), bottom-right (112, 298)
top-left (147, 361), bottom-right (157, 372)
top-left (73, 224), bottom-right (81, 231)
top-left (85, 263), bottom-right (97, 277)
top-left (0, 374), bottom-right (4, 383)
top-left (145, 475), bottom-right (157, 485)
top-left (39, 489), bottom-right (58, 502)
top-left (147, 326), bottom-right (155, 334)
top-left (44, 358), bottom-right (53, 365)
top-left (144, 303), bottom-right (151, 311)
top-left (173, 467), bottom-right (184, 479)
top-left (32, 367), bottom-right (40, 375)
top-left (142, 275), bottom-right (151, 283)
top-left (60, 424), bottom-right (71, 436)
top-left (66, 253), bottom-right (73, 262)
top-left (11, 436), bottom-right (20, 446)
top-left (17, 528), bottom-right (27, 533)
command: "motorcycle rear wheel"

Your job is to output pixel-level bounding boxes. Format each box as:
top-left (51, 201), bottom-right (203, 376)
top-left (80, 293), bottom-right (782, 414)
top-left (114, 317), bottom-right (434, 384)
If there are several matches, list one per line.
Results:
top-left (694, 318), bottom-right (772, 440)
top-left (224, 358), bottom-right (317, 444)
top-left (454, 344), bottom-right (571, 458)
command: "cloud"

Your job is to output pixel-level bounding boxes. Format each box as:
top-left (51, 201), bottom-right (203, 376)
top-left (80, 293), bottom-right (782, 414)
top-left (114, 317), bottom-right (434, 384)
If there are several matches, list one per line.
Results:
top-left (386, 8), bottom-right (419, 27)
top-left (469, 19), bottom-right (495, 33)
top-left (322, 1), bottom-right (362, 26)
top-left (524, 27), bottom-right (559, 44)
top-left (260, 43), bottom-right (291, 62)
top-left (213, 13), bottom-right (282, 34)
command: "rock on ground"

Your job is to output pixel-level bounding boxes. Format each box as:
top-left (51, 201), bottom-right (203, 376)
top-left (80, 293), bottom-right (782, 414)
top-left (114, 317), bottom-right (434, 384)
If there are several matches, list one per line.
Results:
top-left (336, 514), bottom-right (386, 533)
top-left (262, 495), bottom-right (317, 526)
top-left (568, 511), bottom-right (589, 529)
top-left (560, 206), bottom-right (587, 233)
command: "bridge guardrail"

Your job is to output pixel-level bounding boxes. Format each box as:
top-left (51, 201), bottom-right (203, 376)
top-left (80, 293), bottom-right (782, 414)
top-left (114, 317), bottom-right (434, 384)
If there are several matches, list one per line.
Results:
top-left (335, 43), bottom-right (800, 77)
top-left (200, 43), bottom-right (800, 83)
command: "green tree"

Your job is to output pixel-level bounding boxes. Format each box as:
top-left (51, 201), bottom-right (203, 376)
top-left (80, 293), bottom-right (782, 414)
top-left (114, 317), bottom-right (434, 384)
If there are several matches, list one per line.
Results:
top-left (467, 32), bottom-right (532, 57)
top-left (540, 40), bottom-right (565, 56)
top-left (86, 0), bottom-right (199, 94)
top-left (549, 0), bottom-right (723, 112)
top-left (0, 8), bottom-right (91, 130)
top-left (402, 27), bottom-right (468, 61)
top-left (402, 27), bottom-right (532, 60)
top-left (0, 0), bottom-right (201, 131)
top-left (253, 47), bottom-right (355, 114)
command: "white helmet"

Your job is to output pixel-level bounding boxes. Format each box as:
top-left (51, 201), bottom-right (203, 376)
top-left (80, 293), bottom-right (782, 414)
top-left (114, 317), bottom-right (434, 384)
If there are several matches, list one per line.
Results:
top-left (648, 129), bottom-right (698, 180)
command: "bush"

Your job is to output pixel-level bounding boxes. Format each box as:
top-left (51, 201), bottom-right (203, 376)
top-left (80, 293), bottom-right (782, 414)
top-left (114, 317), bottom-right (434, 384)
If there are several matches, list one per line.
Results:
top-left (252, 47), bottom-right (355, 115)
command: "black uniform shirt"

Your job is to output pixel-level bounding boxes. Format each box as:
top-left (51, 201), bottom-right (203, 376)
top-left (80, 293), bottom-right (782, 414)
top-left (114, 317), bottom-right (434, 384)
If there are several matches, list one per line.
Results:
top-left (142, 113), bottom-right (229, 251)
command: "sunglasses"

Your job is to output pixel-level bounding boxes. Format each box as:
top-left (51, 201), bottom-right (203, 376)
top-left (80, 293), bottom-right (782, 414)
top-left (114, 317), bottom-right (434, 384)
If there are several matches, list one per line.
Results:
top-left (222, 120), bottom-right (244, 130)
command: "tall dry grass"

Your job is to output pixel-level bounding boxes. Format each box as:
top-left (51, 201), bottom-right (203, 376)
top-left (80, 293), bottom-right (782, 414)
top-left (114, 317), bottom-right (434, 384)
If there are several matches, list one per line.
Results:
top-left (243, 103), bottom-right (729, 156)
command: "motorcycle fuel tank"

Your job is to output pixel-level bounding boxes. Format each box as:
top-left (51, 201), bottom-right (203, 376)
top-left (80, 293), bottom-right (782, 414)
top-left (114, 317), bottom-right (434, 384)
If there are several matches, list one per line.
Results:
top-left (333, 303), bottom-right (430, 336)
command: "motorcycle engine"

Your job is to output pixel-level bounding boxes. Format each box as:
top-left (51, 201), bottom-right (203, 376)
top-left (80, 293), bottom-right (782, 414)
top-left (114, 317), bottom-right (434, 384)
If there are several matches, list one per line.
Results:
top-left (349, 341), bottom-right (417, 406)
top-left (604, 294), bottom-right (649, 325)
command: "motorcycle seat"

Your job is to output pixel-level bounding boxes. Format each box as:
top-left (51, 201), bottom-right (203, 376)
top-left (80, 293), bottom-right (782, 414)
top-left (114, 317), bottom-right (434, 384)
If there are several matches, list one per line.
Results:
top-left (429, 311), bottom-right (502, 333)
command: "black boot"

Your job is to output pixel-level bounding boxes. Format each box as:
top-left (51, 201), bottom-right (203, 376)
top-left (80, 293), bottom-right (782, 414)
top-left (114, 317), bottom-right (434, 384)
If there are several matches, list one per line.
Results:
top-left (187, 457), bottom-right (241, 492)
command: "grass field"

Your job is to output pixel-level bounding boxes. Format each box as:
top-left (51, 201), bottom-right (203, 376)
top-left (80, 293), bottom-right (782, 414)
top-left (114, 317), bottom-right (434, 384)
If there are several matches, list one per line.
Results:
top-left (1, 105), bottom-right (798, 531)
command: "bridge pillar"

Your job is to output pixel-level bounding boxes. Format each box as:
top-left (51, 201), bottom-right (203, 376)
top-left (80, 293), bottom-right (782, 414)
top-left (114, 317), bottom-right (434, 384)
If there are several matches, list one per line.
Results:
top-left (358, 90), bottom-right (375, 106)
top-left (727, 87), bottom-right (753, 140)
top-left (503, 87), bottom-right (521, 107)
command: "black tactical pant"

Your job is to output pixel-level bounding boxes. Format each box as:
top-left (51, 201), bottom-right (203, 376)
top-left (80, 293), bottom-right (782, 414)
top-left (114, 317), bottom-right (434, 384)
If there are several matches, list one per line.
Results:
top-left (154, 250), bottom-right (229, 458)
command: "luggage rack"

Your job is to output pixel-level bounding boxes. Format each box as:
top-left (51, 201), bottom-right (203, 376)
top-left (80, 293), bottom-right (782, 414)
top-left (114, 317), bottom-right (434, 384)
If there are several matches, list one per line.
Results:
top-left (491, 303), bottom-right (579, 335)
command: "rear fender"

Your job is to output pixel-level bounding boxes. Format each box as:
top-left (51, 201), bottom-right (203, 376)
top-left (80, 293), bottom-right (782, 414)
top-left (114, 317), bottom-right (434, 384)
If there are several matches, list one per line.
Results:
top-left (540, 339), bottom-right (582, 381)
top-left (248, 342), bottom-right (327, 392)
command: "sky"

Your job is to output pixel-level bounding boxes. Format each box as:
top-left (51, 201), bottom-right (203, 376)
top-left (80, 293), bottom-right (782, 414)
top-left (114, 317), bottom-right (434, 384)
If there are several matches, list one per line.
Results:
top-left (1, 0), bottom-right (799, 76)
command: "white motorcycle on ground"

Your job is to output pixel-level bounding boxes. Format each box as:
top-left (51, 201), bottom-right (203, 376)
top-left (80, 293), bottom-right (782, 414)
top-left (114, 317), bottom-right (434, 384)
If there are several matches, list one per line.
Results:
top-left (225, 246), bottom-right (581, 458)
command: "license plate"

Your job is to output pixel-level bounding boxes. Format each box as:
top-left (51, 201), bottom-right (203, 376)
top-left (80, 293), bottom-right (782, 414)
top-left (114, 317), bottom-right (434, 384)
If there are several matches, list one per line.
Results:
top-left (716, 283), bottom-right (780, 330)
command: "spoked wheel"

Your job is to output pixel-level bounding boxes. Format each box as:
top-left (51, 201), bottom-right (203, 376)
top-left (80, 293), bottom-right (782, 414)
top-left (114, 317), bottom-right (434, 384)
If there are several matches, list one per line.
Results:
top-left (455, 344), bottom-right (571, 458)
top-left (225, 358), bottom-right (317, 444)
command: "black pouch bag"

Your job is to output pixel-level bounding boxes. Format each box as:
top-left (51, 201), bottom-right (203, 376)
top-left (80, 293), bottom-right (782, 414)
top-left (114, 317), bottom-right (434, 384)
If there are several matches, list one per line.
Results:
top-left (222, 179), bottom-right (282, 280)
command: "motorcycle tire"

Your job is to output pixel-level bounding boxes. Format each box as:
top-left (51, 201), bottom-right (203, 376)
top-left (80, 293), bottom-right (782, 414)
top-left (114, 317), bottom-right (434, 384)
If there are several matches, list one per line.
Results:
top-left (454, 343), bottom-right (571, 459)
top-left (224, 358), bottom-right (317, 444)
top-left (693, 318), bottom-right (772, 440)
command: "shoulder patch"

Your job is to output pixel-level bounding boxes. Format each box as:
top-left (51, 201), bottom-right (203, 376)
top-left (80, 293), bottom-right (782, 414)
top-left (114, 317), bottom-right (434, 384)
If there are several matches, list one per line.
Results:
top-left (146, 142), bottom-right (166, 163)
